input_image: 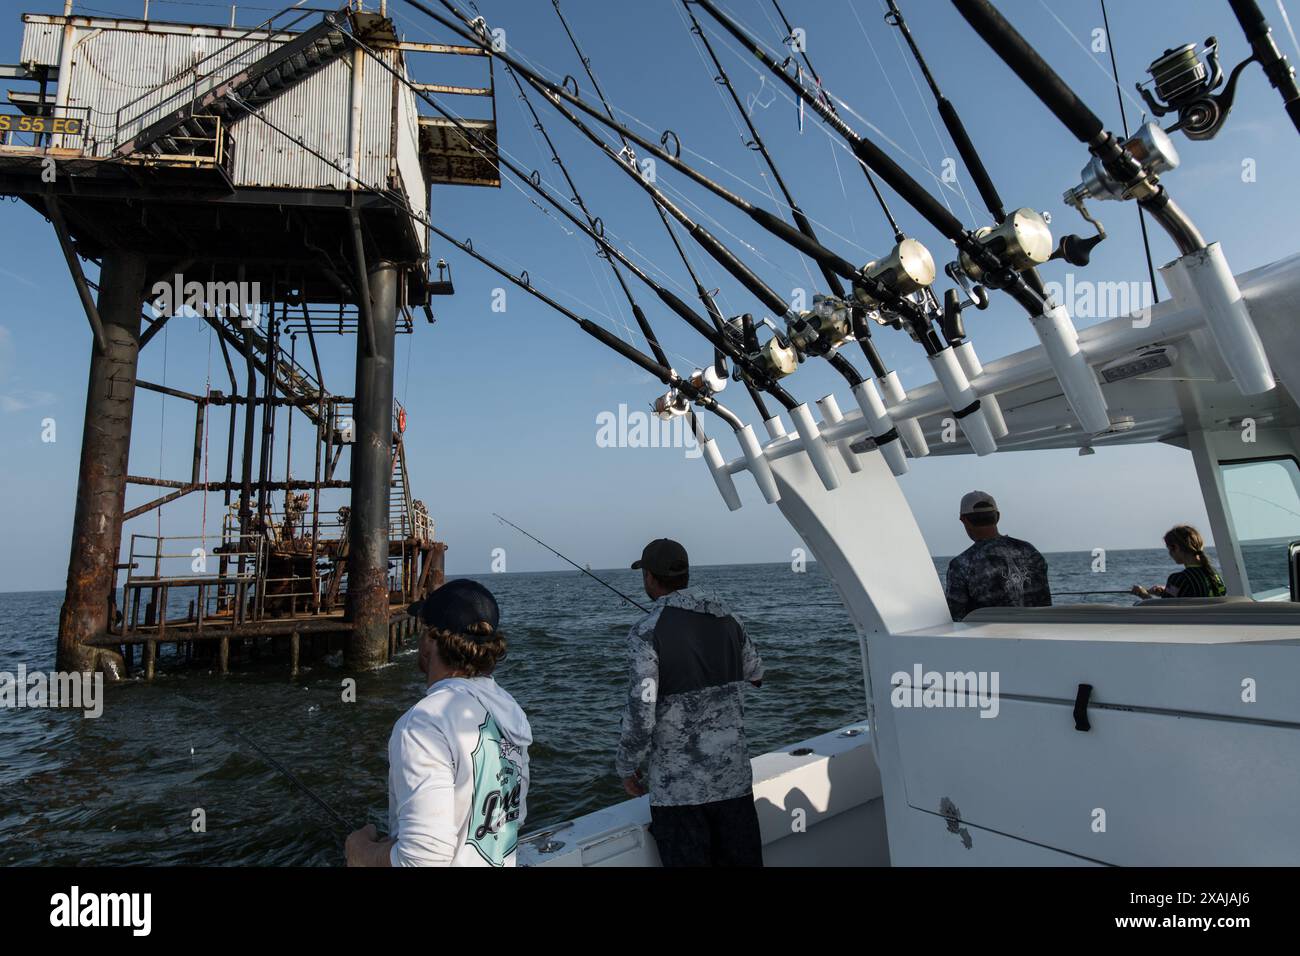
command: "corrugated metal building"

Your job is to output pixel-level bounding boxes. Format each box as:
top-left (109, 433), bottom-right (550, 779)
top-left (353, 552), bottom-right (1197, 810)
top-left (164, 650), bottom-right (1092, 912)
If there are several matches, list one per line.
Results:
top-left (14, 8), bottom-right (498, 251)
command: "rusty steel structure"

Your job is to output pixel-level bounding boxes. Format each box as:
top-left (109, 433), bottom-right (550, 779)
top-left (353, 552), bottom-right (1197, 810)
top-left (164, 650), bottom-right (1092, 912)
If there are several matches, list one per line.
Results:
top-left (1, 2), bottom-right (500, 678)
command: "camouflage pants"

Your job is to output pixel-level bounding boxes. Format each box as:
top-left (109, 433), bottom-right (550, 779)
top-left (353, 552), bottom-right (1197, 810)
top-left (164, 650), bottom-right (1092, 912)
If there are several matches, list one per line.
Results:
top-left (649, 791), bottom-right (763, 867)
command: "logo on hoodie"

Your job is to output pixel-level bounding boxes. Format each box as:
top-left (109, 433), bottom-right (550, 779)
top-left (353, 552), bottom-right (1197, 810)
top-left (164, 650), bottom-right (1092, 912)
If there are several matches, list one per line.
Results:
top-left (467, 711), bottom-right (525, 865)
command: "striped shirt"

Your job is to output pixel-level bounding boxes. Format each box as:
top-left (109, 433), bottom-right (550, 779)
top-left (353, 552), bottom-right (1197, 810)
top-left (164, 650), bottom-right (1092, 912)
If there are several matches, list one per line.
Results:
top-left (1163, 565), bottom-right (1226, 598)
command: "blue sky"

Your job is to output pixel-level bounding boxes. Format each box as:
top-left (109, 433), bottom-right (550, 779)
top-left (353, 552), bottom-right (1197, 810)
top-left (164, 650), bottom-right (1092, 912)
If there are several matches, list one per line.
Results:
top-left (2, 0), bottom-right (1299, 590)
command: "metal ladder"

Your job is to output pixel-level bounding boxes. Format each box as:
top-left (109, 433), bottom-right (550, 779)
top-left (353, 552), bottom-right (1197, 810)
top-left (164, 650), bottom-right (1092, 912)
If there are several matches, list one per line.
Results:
top-left (112, 5), bottom-right (355, 159)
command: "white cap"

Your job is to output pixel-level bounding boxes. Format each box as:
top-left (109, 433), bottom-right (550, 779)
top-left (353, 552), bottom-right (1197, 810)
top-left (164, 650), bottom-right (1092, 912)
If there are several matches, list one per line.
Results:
top-left (960, 490), bottom-right (998, 516)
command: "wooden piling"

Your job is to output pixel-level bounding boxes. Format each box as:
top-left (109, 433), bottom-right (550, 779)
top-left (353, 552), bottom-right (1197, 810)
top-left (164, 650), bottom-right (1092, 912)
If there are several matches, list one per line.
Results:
top-left (290, 631), bottom-right (300, 679)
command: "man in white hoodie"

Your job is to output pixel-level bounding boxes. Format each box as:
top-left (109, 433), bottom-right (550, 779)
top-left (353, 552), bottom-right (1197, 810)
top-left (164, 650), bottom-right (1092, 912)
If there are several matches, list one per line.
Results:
top-left (345, 579), bottom-right (532, 867)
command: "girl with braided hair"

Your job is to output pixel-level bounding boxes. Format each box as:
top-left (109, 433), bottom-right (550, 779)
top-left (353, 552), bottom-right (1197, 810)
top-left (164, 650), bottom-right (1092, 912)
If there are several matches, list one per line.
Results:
top-left (1132, 525), bottom-right (1227, 599)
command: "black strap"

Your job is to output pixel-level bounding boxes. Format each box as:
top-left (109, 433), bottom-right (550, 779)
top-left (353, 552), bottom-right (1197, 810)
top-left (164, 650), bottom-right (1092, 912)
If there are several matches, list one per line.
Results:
top-left (1073, 683), bottom-right (1093, 732)
top-left (952, 400), bottom-right (982, 420)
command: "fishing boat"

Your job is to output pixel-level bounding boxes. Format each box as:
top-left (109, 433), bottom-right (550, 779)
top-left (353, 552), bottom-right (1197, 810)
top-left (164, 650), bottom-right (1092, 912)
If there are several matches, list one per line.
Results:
top-left (500, 0), bottom-right (1300, 867)
top-left (4, 0), bottom-right (1299, 870)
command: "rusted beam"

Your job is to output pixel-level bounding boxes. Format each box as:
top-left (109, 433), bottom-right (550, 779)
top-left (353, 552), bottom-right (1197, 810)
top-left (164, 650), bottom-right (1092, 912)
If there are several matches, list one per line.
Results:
top-left (124, 483), bottom-right (197, 521)
top-left (126, 476), bottom-right (352, 490)
top-left (46, 195), bottom-right (109, 354)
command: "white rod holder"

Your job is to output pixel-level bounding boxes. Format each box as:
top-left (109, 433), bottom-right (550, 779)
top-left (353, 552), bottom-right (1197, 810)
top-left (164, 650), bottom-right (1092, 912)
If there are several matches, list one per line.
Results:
top-left (1163, 243), bottom-right (1274, 395)
top-left (880, 370), bottom-right (929, 457)
top-left (1030, 304), bottom-right (1112, 434)
top-left (737, 424), bottom-right (780, 503)
top-left (764, 416), bottom-right (788, 440)
top-left (954, 341), bottom-right (1009, 439)
top-left (929, 347), bottom-right (998, 456)
top-left (702, 437), bottom-right (743, 511)
top-left (852, 379), bottom-right (909, 477)
top-left (816, 394), bottom-right (863, 475)
top-left (790, 402), bottom-right (840, 490)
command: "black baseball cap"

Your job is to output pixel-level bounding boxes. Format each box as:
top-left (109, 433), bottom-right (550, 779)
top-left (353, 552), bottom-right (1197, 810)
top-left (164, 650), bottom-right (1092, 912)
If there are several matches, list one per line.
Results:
top-left (407, 579), bottom-right (499, 639)
top-left (631, 538), bottom-right (689, 577)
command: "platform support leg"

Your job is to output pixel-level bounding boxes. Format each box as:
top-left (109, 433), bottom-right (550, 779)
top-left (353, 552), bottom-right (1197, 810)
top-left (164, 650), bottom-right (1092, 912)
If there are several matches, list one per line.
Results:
top-left (346, 261), bottom-right (398, 670)
top-left (56, 249), bottom-right (148, 679)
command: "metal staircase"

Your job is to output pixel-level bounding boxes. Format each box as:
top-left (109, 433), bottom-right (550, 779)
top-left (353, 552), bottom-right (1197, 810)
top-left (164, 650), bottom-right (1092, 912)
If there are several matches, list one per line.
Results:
top-left (112, 5), bottom-right (355, 159)
top-left (390, 407), bottom-right (416, 541)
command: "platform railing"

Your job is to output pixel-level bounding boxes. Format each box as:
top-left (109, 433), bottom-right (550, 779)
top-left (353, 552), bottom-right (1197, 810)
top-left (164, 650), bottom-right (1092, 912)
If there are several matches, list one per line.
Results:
top-left (119, 532), bottom-right (262, 636)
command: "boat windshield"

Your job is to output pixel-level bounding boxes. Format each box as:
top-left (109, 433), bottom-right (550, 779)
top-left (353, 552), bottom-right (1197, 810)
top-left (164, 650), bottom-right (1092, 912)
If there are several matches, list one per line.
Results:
top-left (1221, 457), bottom-right (1300, 599)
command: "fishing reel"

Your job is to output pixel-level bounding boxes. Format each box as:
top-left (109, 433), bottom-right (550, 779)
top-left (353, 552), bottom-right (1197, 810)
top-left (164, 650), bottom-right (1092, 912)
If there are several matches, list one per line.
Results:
top-left (1065, 122), bottom-right (1180, 205)
top-left (786, 294), bottom-right (854, 357)
top-left (851, 238), bottom-right (937, 313)
top-left (653, 389), bottom-right (691, 420)
top-left (955, 207), bottom-right (1054, 283)
top-left (726, 312), bottom-right (799, 382)
top-left (1137, 38), bottom-right (1251, 140)
top-left (688, 363), bottom-right (728, 394)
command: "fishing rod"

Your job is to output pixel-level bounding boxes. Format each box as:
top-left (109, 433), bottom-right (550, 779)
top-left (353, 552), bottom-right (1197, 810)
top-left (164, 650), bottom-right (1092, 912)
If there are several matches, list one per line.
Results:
top-left (950, 0), bottom-right (1276, 398)
top-left (337, 32), bottom-right (802, 424)
top-left (679, 0), bottom-right (917, 476)
top-left (500, 57), bottom-right (772, 433)
top-left (499, 58), bottom-right (727, 431)
top-left (420, 215), bottom-right (789, 508)
top-left (405, 0), bottom-right (944, 339)
top-left (229, 84), bottom-right (784, 506)
top-left (770, 0), bottom-right (903, 244)
top-left (769, 0), bottom-right (989, 461)
top-left (687, 0), bottom-right (1116, 443)
top-left (402, 0), bottom-right (1002, 458)
top-left (548, 0), bottom-right (734, 386)
top-left (881, 0), bottom-right (1060, 440)
top-left (493, 513), bottom-right (651, 613)
top-left (521, 72), bottom-right (893, 488)
top-left (1132, 0), bottom-right (1300, 140)
top-left (548, 0), bottom-right (906, 477)
top-left (178, 693), bottom-right (355, 839)
top-left (405, 0), bottom-right (996, 476)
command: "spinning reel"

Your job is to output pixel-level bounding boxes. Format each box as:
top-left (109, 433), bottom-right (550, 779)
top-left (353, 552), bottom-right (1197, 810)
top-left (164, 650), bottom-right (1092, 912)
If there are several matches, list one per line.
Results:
top-left (1137, 38), bottom-right (1253, 140)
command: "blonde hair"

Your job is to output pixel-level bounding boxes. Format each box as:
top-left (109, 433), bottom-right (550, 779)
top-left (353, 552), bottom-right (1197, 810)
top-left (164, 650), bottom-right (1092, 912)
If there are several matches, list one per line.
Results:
top-left (425, 620), bottom-right (507, 677)
top-left (1164, 525), bottom-right (1216, 574)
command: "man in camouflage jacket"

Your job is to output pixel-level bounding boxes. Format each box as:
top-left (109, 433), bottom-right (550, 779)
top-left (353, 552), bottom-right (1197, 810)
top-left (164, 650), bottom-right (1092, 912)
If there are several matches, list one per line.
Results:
top-left (616, 538), bottom-right (765, 866)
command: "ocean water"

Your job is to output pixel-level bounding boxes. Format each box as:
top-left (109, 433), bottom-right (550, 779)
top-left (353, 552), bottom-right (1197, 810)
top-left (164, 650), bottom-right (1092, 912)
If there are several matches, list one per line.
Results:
top-left (0, 546), bottom-right (1286, 866)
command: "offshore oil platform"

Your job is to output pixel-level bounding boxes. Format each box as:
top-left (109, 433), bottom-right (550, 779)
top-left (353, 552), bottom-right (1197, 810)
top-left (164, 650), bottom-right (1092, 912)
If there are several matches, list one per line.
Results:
top-left (0, 1), bottom-right (500, 678)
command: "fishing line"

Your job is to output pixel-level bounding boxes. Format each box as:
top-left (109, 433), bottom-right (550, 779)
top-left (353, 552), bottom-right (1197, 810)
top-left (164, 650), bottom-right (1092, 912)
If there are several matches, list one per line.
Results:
top-left (692, 11), bottom-right (973, 208)
top-left (228, 91), bottom-right (763, 422)
top-left (492, 513), bottom-right (650, 613)
top-left (674, 0), bottom-right (820, 294)
top-left (488, 15), bottom-right (880, 260)
top-left (177, 693), bottom-right (356, 840)
top-left (1100, 0), bottom-right (1161, 304)
top-left (877, 0), bottom-right (983, 227)
top-left (1280, 0), bottom-right (1300, 59)
top-left (771, 0), bottom-right (900, 247)
top-left (847, 0), bottom-right (957, 220)
top-left (1035, 0), bottom-right (1151, 119)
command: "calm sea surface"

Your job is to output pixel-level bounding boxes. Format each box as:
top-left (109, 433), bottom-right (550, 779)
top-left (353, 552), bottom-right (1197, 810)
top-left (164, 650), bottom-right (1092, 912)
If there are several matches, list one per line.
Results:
top-left (0, 547), bottom-right (1283, 866)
